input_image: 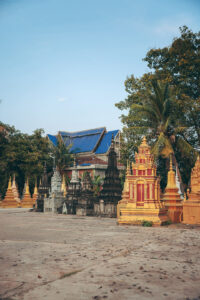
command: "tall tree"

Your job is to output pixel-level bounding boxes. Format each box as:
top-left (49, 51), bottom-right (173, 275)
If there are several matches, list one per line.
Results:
top-left (53, 134), bottom-right (73, 173)
top-left (144, 26), bottom-right (200, 147)
top-left (115, 76), bottom-right (196, 189)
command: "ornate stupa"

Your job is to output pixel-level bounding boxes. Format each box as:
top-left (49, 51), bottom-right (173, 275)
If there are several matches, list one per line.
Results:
top-left (65, 159), bottom-right (81, 214)
top-left (76, 172), bottom-right (95, 216)
top-left (183, 155), bottom-right (200, 224)
top-left (161, 155), bottom-right (183, 223)
top-left (0, 177), bottom-right (20, 208)
top-left (99, 135), bottom-right (122, 203)
top-left (21, 178), bottom-right (33, 208)
top-left (36, 163), bottom-right (50, 211)
top-left (44, 166), bottom-right (65, 213)
top-left (32, 181), bottom-right (38, 206)
top-left (117, 137), bottom-right (168, 225)
top-left (12, 174), bottom-right (21, 205)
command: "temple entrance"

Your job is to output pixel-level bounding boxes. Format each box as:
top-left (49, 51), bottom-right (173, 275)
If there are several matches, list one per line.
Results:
top-left (137, 183), bottom-right (144, 206)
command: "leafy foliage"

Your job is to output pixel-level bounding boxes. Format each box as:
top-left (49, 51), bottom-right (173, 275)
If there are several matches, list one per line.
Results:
top-left (116, 26), bottom-right (199, 189)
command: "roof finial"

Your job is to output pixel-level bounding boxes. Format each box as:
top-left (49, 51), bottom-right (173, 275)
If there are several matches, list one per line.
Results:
top-left (141, 136), bottom-right (147, 146)
top-left (111, 133), bottom-right (114, 150)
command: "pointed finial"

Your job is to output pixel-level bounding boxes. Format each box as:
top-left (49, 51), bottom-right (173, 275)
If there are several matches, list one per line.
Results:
top-left (111, 134), bottom-right (114, 149)
top-left (169, 154), bottom-right (173, 171)
top-left (126, 160), bottom-right (130, 175)
top-left (25, 177), bottom-right (30, 194)
top-left (8, 177), bottom-right (12, 189)
top-left (141, 136), bottom-right (147, 146)
top-left (73, 157), bottom-right (77, 168)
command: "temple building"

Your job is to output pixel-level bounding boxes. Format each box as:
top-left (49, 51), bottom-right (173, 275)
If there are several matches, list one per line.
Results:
top-left (94, 135), bottom-right (122, 217)
top-left (182, 155), bottom-right (200, 224)
top-left (0, 177), bottom-right (20, 208)
top-left (117, 137), bottom-right (168, 225)
top-left (47, 127), bottom-right (124, 179)
top-left (161, 155), bottom-right (183, 223)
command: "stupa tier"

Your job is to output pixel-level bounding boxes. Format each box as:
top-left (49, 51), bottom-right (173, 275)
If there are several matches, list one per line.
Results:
top-left (21, 178), bottom-right (34, 208)
top-left (117, 137), bottom-right (168, 225)
top-left (161, 155), bottom-right (183, 223)
top-left (183, 155), bottom-right (200, 224)
top-left (0, 177), bottom-right (21, 208)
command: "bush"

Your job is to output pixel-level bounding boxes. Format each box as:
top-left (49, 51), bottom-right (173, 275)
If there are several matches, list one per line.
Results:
top-left (161, 220), bottom-right (172, 226)
top-left (142, 220), bottom-right (153, 227)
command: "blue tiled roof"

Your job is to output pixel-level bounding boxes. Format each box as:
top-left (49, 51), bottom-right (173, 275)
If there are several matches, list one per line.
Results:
top-left (95, 130), bottom-right (119, 154)
top-left (59, 127), bottom-right (105, 138)
top-left (47, 128), bottom-right (119, 155)
top-left (79, 163), bottom-right (91, 166)
top-left (47, 134), bottom-right (57, 146)
top-left (64, 133), bottom-right (102, 153)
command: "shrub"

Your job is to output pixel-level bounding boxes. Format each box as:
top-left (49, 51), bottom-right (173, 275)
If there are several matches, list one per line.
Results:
top-left (142, 220), bottom-right (153, 227)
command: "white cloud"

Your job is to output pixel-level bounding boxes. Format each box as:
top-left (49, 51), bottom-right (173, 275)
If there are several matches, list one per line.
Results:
top-left (57, 97), bottom-right (66, 103)
top-left (153, 14), bottom-right (193, 36)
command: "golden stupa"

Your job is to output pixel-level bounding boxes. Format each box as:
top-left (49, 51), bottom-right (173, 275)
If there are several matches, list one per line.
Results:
top-left (21, 178), bottom-right (34, 208)
top-left (117, 137), bottom-right (168, 225)
top-left (182, 155), bottom-right (200, 224)
top-left (0, 177), bottom-right (20, 208)
top-left (161, 155), bottom-right (183, 223)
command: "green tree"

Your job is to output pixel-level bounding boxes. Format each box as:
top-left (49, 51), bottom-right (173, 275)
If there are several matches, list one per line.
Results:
top-left (144, 26), bottom-right (200, 147)
top-left (115, 76), bottom-right (196, 189)
top-left (53, 134), bottom-right (73, 173)
top-left (92, 175), bottom-right (102, 197)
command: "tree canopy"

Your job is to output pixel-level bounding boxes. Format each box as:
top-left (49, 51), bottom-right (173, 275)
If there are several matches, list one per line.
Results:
top-left (116, 26), bottom-right (199, 189)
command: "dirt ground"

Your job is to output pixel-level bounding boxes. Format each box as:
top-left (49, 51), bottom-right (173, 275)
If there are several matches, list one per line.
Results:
top-left (0, 209), bottom-right (200, 300)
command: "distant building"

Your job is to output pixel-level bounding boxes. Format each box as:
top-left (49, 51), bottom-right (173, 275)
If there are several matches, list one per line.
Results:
top-left (47, 127), bottom-right (124, 179)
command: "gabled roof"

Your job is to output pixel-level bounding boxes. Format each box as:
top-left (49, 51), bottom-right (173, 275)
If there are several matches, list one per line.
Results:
top-left (47, 127), bottom-right (119, 155)
top-left (95, 130), bottom-right (119, 154)
top-left (47, 134), bottom-right (57, 146)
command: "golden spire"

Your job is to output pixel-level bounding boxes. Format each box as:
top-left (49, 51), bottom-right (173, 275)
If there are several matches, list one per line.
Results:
top-left (8, 177), bottom-right (12, 189)
top-left (33, 180), bottom-right (38, 195)
top-left (61, 174), bottom-right (67, 197)
top-left (126, 160), bottom-right (130, 175)
top-left (141, 136), bottom-right (147, 146)
top-left (166, 155), bottom-right (177, 189)
top-left (25, 178), bottom-right (30, 194)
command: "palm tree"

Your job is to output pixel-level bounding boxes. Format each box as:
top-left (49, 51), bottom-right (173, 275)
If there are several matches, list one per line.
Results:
top-left (129, 78), bottom-right (197, 189)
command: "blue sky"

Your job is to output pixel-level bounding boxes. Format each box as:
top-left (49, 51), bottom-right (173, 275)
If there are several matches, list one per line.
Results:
top-left (0, 0), bottom-right (199, 135)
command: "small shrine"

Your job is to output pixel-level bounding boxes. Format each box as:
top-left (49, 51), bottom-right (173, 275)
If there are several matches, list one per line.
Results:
top-left (94, 135), bottom-right (122, 217)
top-left (12, 174), bottom-right (21, 205)
top-left (21, 178), bottom-right (34, 208)
top-left (76, 172), bottom-right (95, 216)
top-left (182, 155), bottom-right (200, 224)
top-left (161, 155), bottom-right (183, 223)
top-left (32, 181), bottom-right (38, 206)
top-left (44, 167), bottom-right (65, 213)
top-left (36, 164), bottom-right (50, 212)
top-left (117, 137), bottom-right (168, 225)
top-left (0, 177), bottom-right (20, 208)
top-left (65, 159), bottom-right (81, 214)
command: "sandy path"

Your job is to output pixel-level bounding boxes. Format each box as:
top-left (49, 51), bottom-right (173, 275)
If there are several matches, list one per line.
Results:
top-left (0, 209), bottom-right (200, 300)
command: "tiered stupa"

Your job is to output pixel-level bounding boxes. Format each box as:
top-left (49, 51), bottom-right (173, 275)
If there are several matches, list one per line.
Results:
top-left (0, 177), bottom-right (20, 208)
top-left (161, 155), bottom-right (183, 223)
top-left (117, 137), bottom-right (168, 225)
top-left (36, 164), bottom-right (50, 211)
top-left (76, 172), bottom-right (95, 216)
top-left (182, 155), bottom-right (200, 224)
top-left (21, 178), bottom-right (33, 208)
top-left (32, 181), bottom-right (38, 207)
top-left (12, 174), bottom-right (21, 206)
top-left (44, 167), bottom-right (65, 213)
top-left (65, 159), bottom-right (81, 214)
top-left (95, 135), bottom-right (122, 217)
